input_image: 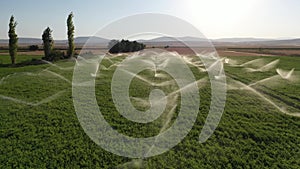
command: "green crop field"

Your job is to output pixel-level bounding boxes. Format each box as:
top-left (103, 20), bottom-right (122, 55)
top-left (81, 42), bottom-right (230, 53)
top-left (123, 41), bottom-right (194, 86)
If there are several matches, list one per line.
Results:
top-left (0, 54), bottom-right (299, 168)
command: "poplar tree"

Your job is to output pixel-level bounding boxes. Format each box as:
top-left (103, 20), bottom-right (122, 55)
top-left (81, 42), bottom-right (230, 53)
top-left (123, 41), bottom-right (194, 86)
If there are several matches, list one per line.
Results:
top-left (42, 27), bottom-right (54, 61)
top-left (8, 15), bottom-right (18, 65)
top-left (67, 12), bottom-right (75, 58)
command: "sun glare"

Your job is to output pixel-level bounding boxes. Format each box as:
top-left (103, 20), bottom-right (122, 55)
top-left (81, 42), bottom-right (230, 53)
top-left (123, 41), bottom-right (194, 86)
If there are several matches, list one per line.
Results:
top-left (182, 0), bottom-right (258, 25)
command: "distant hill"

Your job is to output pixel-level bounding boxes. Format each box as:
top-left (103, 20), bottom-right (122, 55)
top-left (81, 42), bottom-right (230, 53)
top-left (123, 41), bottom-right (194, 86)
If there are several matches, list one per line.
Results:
top-left (74, 36), bottom-right (110, 44)
top-left (0, 38), bottom-right (42, 44)
top-left (0, 36), bottom-right (110, 45)
top-left (139, 36), bottom-right (300, 47)
top-left (212, 38), bottom-right (300, 47)
top-left (140, 36), bottom-right (206, 42)
top-left (213, 38), bottom-right (274, 43)
top-left (0, 36), bottom-right (299, 47)
top-left (254, 38), bottom-right (300, 46)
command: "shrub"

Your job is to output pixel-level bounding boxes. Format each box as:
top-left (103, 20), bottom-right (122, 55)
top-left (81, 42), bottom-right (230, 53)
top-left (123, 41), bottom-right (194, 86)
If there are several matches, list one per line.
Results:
top-left (28, 45), bottom-right (39, 51)
top-left (42, 50), bottom-right (65, 61)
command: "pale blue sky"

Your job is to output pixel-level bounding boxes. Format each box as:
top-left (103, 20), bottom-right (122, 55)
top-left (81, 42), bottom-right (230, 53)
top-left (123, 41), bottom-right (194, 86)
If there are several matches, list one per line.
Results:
top-left (0, 0), bottom-right (299, 39)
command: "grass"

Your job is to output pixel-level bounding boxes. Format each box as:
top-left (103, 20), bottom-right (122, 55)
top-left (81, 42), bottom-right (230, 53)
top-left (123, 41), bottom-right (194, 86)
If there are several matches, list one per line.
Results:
top-left (0, 54), bottom-right (42, 65)
top-left (0, 54), bottom-right (299, 168)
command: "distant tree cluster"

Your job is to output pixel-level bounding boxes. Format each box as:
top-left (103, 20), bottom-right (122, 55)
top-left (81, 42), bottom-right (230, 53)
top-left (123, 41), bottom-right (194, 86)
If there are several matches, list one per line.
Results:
top-left (109, 39), bottom-right (145, 53)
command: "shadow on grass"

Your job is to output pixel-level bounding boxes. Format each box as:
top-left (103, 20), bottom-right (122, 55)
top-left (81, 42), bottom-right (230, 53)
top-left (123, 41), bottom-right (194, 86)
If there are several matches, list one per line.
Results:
top-left (0, 59), bottom-right (47, 68)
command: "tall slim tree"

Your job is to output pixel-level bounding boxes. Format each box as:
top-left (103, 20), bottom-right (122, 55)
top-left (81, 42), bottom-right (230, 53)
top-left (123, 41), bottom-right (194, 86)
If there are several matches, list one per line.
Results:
top-left (8, 15), bottom-right (18, 65)
top-left (67, 12), bottom-right (75, 58)
top-left (42, 27), bottom-right (54, 61)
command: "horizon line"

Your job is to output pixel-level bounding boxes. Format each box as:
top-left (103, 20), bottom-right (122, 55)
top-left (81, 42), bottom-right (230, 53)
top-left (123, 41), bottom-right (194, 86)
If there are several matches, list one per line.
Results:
top-left (0, 36), bottom-right (299, 41)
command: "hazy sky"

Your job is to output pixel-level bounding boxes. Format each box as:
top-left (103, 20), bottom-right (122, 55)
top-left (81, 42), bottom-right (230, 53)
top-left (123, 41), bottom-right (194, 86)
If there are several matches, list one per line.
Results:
top-left (0, 0), bottom-right (299, 39)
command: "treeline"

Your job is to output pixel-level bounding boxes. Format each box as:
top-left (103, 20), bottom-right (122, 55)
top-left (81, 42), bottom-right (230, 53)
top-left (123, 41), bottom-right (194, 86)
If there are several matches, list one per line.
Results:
top-left (6, 13), bottom-right (75, 64)
top-left (109, 39), bottom-right (145, 53)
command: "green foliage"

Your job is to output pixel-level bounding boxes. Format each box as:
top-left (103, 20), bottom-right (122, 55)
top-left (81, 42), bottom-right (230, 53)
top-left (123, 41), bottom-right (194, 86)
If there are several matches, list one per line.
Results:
top-left (67, 12), bottom-right (75, 58)
top-left (0, 55), bottom-right (299, 168)
top-left (109, 39), bottom-right (145, 53)
top-left (42, 27), bottom-right (54, 61)
top-left (8, 15), bottom-right (18, 65)
top-left (0, 55), bottom-right (43, 67)
top-left (49, 50), bottom-right (65, 61)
